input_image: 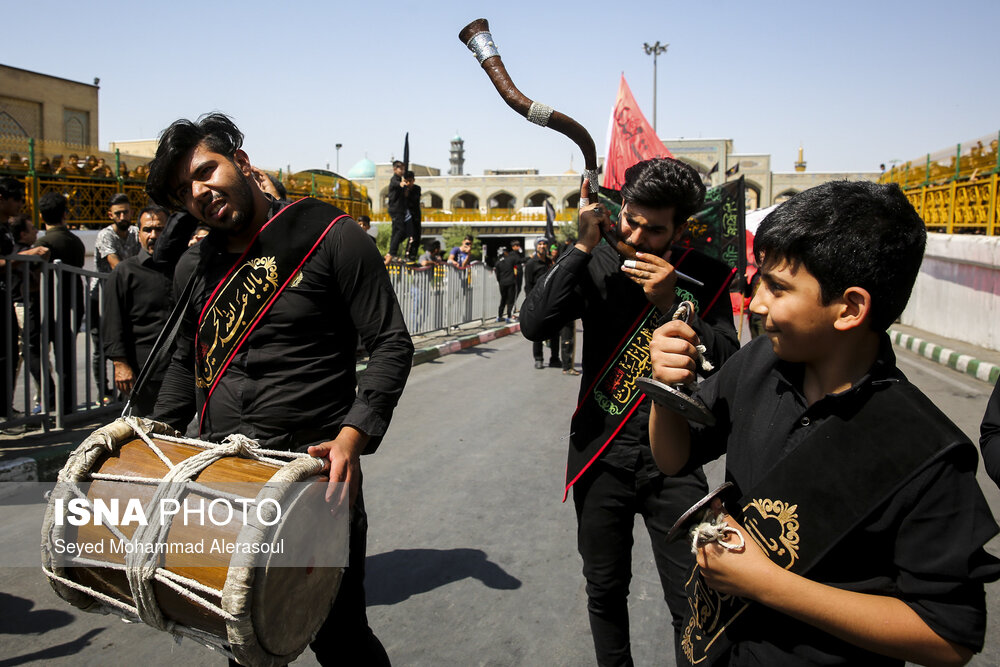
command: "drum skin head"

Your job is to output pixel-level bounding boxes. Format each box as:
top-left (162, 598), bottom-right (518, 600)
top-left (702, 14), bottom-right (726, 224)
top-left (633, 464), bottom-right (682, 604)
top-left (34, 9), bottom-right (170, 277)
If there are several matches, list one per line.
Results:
top-left (251, 480), bottom-right (347, 657)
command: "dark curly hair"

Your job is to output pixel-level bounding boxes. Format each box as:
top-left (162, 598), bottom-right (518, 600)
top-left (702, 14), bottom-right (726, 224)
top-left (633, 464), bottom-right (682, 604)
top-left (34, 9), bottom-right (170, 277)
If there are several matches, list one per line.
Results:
top-left (619, 158), bottom-right (706, 224)
top-left (146, 113), bottom-right (244, 209)
top-left (754, 180), bottom-right (926, 331)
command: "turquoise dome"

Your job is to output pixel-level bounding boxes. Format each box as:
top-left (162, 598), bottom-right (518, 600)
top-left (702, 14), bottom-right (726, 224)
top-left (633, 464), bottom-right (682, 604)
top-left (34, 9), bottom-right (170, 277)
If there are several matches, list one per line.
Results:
top-left (347, 158), bottom-right (376, 179)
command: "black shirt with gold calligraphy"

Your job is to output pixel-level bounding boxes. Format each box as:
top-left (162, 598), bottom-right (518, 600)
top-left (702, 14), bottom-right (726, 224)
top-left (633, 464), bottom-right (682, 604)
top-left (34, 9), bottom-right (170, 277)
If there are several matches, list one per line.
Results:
top-left (687, 335), bottom-right (1000, 664)
top-left (154, 198), bottom-right (413, 452)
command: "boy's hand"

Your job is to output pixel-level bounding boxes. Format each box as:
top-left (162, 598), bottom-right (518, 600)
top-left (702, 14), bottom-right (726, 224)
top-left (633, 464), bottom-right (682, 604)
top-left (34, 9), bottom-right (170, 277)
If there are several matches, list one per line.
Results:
top-left (696, 515), bottom-right (781, 601)
top-left (650, 320), bottom-right (701, 387)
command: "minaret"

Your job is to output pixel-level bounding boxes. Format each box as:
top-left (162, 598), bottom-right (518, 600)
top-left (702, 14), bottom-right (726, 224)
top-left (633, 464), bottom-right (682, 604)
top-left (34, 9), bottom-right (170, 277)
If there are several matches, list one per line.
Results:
top-left (449, 133), bottom-right (465, 176)
top-left (794, 144), bottom-right (807, 172)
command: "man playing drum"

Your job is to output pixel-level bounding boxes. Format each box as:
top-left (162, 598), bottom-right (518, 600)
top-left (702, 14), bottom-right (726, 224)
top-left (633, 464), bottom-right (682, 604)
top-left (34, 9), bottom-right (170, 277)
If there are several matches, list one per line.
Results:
top-left (145, 113), bottom-right (413, 666)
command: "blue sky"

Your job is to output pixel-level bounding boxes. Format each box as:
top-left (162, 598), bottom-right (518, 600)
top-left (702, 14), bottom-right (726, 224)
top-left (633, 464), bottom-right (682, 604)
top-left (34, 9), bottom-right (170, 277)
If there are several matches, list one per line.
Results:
top-left (5, 1), bottom-right (998, 177)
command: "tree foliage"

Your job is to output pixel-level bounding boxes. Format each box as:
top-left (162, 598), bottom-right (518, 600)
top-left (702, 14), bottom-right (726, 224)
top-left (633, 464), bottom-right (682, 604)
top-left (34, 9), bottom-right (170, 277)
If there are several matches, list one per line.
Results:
top-left (374, 222), bottom-right (392, 257)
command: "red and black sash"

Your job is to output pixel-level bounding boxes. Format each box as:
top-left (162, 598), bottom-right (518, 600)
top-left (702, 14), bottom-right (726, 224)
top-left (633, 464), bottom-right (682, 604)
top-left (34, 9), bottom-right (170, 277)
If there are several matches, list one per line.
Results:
top-left (194, 198), bottom-right (347, 433)
top-left (564, 248), bottom-right (735, 501)
top-left (679, 381), bottom-right (969, 665)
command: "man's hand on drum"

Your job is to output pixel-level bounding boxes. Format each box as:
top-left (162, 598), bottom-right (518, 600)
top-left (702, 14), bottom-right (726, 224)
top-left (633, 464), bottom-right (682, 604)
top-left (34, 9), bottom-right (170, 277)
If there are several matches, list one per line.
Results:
top-left (649, 319), bottom-right (701, 387)
top-left (622, 252), bottom-right (679, 313)
top-left (307, 426), bottom-right (368, 508)
top-left (574, 179), bottom-right (611, 254)
top-left (112, 359), bottom-right (134, 396)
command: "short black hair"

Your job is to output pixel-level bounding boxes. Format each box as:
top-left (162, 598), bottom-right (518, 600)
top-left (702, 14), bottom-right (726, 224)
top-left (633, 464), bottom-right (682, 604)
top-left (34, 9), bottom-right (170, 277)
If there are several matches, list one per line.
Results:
top-left (404, 170), bottom-right (415, 180)
top-left (10, 215), bottom-right (31, 240)
top-left (620, 158), bottom-right (706, 225)
top-left (754, 180), bottom-right (926, 331)
top-left (358, 214), bottom-right (371, 224)
top-left (146, 112), bottom-right (244, 208)
top-left (0, 176), bottom-right (25, 202)
top-left (138, 205), bottom-right (169, 221)
top-left (392, 160), bottom-right (404, 169)
top-left (109, 192), bottom-right (130, 209)
top-left (38, 193), bottom-right (68, 225)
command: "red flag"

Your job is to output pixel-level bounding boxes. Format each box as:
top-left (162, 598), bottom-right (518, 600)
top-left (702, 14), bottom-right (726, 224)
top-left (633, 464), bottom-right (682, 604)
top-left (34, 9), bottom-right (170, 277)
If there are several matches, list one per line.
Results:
top-left (602, 74), bottom-right (673, 190)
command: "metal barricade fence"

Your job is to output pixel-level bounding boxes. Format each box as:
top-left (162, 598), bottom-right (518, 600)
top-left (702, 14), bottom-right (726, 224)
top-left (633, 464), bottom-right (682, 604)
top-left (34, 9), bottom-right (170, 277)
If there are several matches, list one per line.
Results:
top-left (2, 256), bottom-right (117, 432)
top-left (384, 262), bottom-right (501, 337)
top-left (2, 258), bottom-right (503, 430)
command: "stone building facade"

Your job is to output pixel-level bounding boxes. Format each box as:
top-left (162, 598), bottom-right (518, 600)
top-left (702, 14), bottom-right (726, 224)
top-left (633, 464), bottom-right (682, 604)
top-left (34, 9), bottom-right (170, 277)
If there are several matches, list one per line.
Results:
top-left (0, 64), bottom-right (99, 147)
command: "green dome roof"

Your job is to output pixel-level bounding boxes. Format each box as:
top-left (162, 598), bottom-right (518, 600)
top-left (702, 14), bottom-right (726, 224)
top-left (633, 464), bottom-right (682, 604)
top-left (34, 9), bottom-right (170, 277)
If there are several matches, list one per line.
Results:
top-left (347, 158), bottom-right (376, 179)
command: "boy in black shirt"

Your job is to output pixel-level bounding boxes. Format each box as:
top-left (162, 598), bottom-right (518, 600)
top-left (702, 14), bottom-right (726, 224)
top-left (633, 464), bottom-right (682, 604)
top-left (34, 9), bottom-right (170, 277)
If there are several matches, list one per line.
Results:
top-left (648, 180), bottom-right (999, 665)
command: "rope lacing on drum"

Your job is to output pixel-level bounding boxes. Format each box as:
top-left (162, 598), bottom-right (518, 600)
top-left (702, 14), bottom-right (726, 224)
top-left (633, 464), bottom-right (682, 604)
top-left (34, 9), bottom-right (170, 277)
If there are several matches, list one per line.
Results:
top-left (40, 417), bottom-right (320, 656)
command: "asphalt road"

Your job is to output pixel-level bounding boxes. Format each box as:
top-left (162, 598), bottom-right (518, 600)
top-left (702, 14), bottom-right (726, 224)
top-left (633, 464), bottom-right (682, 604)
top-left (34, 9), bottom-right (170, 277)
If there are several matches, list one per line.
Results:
top-left (1, 328), bottom-right (998, 666)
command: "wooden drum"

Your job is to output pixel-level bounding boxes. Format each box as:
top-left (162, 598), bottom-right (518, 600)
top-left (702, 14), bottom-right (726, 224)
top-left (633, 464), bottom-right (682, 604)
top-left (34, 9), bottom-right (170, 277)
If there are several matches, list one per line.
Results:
top-left (40, 418), bottom-right (347, 667)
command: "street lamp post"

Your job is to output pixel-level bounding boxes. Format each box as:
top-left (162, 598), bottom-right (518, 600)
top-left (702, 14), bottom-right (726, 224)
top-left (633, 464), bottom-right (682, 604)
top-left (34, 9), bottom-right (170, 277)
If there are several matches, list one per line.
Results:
top-left (642, 41), bottom-right (668, 133)
top-left (335, 143), bottom-right (343, 173)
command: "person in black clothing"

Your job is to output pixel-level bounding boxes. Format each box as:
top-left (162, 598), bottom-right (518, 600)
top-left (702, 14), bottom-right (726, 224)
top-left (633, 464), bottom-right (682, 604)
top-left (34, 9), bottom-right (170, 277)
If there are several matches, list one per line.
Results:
top-left (10, 215), bottom-right (51, 412)
top-left (403, 170), bottom-right (422, 262)
top-left (979, 382), bottom-right (1000, 489)
top-left (386, 160), bottom-right (407, 260)
top-left (648, 180), bottom-right (999, 665)
top-left (145, 113), bottom-right (412, 667)
top-left (523, 238), bottom-right (560, 369)
top-left (509, 239), bottom-right (525, 311)
top-left (36, 192), bottom-right (86, 414)
top-left (101, 205), bottom-right (172, 406)
top-left (0, 177), bottom-right (25, 416)
top-left (494, 246), bottom-right (517, 321)
top-left (520, 158), bottom-right (739, 666)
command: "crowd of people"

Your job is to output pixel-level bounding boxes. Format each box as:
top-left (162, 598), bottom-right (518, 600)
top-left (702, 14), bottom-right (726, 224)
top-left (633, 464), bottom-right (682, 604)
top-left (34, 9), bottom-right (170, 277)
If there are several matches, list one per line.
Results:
top-left (5, 126), bottom-right (1000, 667)
top-left (0, 176), bottom-right (205, 421)
top-left (0, 152), bottom-right (151, 180)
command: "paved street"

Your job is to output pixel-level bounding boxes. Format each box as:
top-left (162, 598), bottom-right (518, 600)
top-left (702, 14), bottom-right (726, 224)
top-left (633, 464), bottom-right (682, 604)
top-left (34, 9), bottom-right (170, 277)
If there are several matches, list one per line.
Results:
top-left (1, 326), bottom-right (998, 666)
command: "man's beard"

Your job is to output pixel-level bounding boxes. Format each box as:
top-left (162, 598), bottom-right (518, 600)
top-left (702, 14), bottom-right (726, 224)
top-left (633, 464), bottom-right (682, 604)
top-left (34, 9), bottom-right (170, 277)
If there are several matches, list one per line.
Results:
top-left (114, 219), bottom-right (130, 232)
top-left (204, 172), bottom-right (255, 233)
top-left (619, 222), bottom-right (669, 257)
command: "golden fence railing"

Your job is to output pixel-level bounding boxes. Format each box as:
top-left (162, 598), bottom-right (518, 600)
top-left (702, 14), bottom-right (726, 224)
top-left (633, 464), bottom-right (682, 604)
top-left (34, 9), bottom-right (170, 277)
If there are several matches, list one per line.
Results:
top-left (370, 208), bottom-right (578, 223)
top-left (900, 172), bottom-right (1000, 236)
top-left (878, 130), bottom-right (1000, 235)
top-left (1, 172), bottom-right (370, 229)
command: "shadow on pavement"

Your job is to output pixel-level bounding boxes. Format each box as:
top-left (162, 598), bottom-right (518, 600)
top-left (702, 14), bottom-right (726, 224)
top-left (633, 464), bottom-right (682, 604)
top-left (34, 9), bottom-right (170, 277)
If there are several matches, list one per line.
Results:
top-left (0, 628), bottom-right (105, 666)
top-left (366, 547), bottom-right (521, 606)
top-left (0, 592), bottom-right (74, 635)
top-left (0, 592), bottom-right (100, 666)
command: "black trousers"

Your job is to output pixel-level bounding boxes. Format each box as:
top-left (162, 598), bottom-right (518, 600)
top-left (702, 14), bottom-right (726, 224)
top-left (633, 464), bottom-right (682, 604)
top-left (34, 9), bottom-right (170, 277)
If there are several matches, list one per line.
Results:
top-left (572, 462), bottom-right (706, 667)
top-left (309, 488), bottom-right (389, 666)
top-left (88, 286), bottom-right (110, 396)
top-left (0, 299), bottom-right (12, 413)
top-left (20, 298), bottom-right (54, 407)
top-left (497, 284), bottom-right (516, 319)
top-left (559, 321), bottom-right (575, 371)
top-left (229, 488), bottom-right (389, 667)
top-left (404, 219), bottom-right (421, 261)
top-left (388, 215), bottom-right (407, 257)
top-left (532, 338), bottom-right (560, 364)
